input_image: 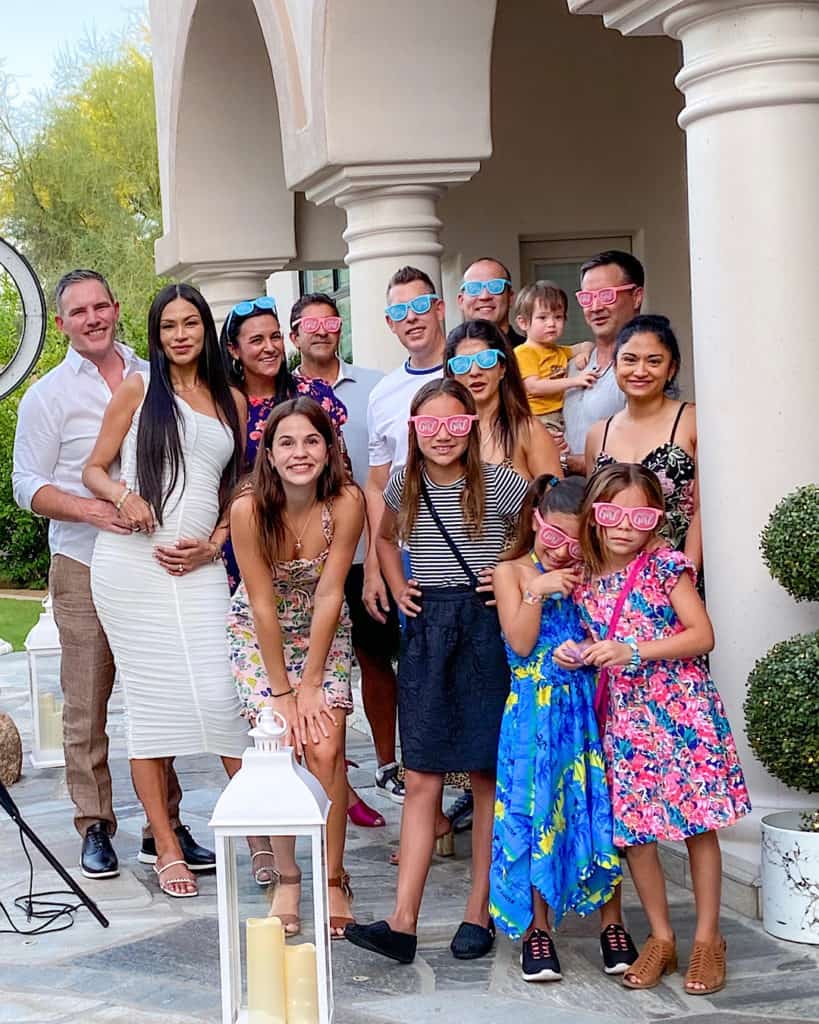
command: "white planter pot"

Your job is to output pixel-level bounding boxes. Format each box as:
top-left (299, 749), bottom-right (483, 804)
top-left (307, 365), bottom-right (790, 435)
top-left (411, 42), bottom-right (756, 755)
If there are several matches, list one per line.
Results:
top-left (760, 810), bottom-right (819, 944)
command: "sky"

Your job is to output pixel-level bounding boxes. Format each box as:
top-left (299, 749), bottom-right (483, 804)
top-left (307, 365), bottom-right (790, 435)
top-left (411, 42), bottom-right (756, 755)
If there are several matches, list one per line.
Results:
top-left (2, 1), bottom-right (146, 100)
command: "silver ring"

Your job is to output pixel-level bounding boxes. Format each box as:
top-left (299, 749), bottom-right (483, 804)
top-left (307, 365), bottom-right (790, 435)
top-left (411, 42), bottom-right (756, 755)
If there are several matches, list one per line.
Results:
top-left (177, 565), bottom-right (183, 574)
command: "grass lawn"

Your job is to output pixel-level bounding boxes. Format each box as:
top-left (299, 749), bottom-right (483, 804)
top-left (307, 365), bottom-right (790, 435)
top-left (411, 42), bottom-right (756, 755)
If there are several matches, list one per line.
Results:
top-left (0, 598), bottom-right (41, 651)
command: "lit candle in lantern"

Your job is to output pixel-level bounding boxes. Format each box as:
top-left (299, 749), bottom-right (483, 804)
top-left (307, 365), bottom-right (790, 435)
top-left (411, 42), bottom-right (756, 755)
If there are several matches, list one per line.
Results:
top-left (285, 942), bottom-right (319, 1024)
top-left (246, 916), bottom-right (286, 1024)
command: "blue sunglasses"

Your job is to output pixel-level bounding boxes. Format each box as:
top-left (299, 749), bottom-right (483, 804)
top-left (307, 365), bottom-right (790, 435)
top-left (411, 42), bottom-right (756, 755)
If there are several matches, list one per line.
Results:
top-left (385, 293), bottom-right (439, 322)
top-left (226, 295), bottom-right (277, 332)
top-left (459, 278), bottom-right (511, 297)
top-left (447, 349), bottom-right (506, 375)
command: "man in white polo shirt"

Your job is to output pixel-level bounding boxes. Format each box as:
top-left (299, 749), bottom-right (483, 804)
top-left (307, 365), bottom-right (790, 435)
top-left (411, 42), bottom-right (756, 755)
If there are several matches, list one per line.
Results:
top-left (12, 268), bottom-right (214, 880)
top-left (362, 266), bottom-right (446, 801)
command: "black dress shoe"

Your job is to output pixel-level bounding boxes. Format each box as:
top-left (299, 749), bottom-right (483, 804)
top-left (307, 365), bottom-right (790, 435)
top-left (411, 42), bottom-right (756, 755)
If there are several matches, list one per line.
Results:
top-left (450, 919), bottom-right (496, 960)
top-left (344, 920), bottom-right (417, 964)
top-left (138, 824), bottom-right (216, 872)
top-left (81, 822), bottom-right (119, 879)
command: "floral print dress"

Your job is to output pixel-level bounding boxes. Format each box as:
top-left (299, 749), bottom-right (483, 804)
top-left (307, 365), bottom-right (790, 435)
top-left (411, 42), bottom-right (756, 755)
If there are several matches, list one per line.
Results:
top-left (223, 379), bottom-right (348, 592)
top-left (227, 503), bottom-right (353, 717)
top-left (490, 564), bottom-right (621, 939)
top-left (574, 547), bottom-right (751, 848)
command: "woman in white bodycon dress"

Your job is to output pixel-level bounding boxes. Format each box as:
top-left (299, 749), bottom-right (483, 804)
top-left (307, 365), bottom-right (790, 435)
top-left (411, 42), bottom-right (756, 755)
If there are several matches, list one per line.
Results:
top-left (84, 283), bottom-right (249, 897)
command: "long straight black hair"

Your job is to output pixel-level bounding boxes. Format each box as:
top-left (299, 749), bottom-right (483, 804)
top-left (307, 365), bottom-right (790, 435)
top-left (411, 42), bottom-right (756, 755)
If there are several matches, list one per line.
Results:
top-left (137, 283), bottom-right (243, 524)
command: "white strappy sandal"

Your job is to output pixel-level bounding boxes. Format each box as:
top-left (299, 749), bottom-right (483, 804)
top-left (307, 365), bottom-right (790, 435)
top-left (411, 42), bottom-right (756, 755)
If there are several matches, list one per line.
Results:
top-left (154, 859), bottom-right (199, 898)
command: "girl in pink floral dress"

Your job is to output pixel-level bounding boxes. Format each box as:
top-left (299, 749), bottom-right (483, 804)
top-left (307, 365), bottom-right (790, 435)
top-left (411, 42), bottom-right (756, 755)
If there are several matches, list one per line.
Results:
top-left (554, 463), bottom-right (750, 998)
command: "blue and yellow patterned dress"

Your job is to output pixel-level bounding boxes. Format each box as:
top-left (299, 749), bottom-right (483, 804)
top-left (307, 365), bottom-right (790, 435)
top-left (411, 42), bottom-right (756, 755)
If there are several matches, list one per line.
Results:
top-left (489, 564), bottom-right (621, 939)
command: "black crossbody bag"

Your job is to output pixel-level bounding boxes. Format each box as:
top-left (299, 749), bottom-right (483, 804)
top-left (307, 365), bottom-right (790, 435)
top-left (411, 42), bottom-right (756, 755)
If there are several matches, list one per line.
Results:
top-left (420, 480), bottom-right (494, 605)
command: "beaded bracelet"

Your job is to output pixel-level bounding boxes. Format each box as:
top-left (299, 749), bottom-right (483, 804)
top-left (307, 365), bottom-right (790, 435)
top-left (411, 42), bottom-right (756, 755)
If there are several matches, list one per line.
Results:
top-left (623, 637), bottom-right (641, 670)
top-left (115, 486), bottom-right (132, 511)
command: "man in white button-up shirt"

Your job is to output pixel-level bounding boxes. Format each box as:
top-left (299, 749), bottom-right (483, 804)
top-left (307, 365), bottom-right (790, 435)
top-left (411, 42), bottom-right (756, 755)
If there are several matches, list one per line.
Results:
top-left (12, 269), bottom-right (210, 879)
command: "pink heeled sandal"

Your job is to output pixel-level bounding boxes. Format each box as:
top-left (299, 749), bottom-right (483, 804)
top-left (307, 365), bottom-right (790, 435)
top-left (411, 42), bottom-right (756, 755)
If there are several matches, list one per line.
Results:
top-left (347, 797), bottom-right (386, 828)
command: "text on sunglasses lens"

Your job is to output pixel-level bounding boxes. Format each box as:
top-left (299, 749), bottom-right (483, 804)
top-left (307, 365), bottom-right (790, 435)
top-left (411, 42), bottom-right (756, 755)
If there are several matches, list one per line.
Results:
top-left (534, 510), bottom-right (583, 558)
top-left (459, 278), bottom-right (511, 297)
top-left (575, 284), bottom-right (637, 308)
top-left (294, 315), bottom-right (342, 333)
top-left (384, 293), bottom-right (439, 322)
top-left (447, 349), bottom-right (505, 375)
top-left (408, 414), bottom-right (478, 438)
top-left (592, 502), bottom-right (662, 531)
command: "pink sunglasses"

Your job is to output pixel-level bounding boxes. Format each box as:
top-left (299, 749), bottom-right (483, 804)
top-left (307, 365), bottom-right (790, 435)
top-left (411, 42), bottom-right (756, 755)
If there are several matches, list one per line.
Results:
top-left (409, 414), bottom-right (478, 438)
top-left (534, 509), bottom-right (582, 559)
top-left (593, 502), bottom-right (662, 531)
top-left (292, 315), bottom-right (342, 334)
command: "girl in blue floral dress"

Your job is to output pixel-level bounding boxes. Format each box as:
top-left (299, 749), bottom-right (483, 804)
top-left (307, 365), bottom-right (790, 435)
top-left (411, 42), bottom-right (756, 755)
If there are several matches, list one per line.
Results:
top-left (491, 475), bottom-right (623, 984)
top-left (555, 462), bottom-right (750, 997)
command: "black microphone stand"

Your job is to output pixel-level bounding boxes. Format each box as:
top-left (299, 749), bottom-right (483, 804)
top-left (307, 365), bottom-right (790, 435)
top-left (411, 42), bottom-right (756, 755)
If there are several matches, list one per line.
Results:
top-left (0, 780), bottom-right (109, 928)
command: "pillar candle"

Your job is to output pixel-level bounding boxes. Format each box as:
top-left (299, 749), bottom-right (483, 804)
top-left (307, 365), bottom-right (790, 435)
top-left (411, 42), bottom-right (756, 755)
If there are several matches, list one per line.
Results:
top-left (246, 916), bottom-right (286, 1024)
top-left (37, 694), bottom-right (55, 748)
top-left (284, 942), bottom-right (319, 1024)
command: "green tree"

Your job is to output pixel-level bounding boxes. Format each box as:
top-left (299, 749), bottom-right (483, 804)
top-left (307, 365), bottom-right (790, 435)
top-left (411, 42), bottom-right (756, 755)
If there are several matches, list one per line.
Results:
top-left (0, 27), bottom-right (164, 586)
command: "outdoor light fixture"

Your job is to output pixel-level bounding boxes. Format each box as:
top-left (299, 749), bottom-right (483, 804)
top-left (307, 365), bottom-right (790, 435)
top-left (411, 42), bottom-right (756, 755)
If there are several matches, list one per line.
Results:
top-left (24, 596), bottom-right (64, 770)
top-left (209, 708), bottom-right (333, 1024)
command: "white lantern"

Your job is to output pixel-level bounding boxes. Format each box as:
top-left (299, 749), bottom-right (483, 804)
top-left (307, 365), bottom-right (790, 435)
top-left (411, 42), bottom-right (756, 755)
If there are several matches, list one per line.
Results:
top-left (24, 595), bottom-right (64, 769)
top-left (209, 708), bottom-right (334, 1024)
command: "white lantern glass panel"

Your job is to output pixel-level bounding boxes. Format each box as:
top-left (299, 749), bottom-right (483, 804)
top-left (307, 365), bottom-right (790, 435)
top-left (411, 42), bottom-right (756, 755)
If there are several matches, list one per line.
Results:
top-left (209, 709), bottom-right (334, 1024)
top-left (25, 596), bottom-right (64, 769)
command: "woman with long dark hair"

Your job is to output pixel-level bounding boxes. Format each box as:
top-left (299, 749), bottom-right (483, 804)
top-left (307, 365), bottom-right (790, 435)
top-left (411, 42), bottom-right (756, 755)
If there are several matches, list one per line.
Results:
top-left (84, 283), bottom-right (249, 899)
top-left (445, 320), bottom-right (562, 481)
top-left (227, 397), bottom-right (365, 938)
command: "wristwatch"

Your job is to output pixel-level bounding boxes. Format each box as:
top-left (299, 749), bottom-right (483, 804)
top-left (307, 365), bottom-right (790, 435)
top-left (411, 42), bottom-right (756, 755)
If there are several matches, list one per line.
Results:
top-left (559, 451), bottom-right (569, 473)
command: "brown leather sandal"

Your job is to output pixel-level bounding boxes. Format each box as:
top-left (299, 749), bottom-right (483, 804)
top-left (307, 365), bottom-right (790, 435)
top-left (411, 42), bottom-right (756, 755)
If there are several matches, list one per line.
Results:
top-left (328, 871), bottom-right (354, 939)
top-left (622, 935), bottom-right (677, 989)
top-left (267, 870), bottom-right (302, 936)
top-left (684, 937), bottom-right (727, 995)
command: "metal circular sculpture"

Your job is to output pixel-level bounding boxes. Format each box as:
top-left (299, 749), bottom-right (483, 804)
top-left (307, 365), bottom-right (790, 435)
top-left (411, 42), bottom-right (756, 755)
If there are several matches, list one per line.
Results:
top-left (0, 237), bottom-right (47, 401)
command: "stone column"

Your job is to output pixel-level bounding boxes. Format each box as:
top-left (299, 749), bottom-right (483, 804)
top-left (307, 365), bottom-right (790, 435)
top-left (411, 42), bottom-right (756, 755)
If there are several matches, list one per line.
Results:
top-left (178, 260), bottom-right (287, 330)
top-left (306, 166), bottom-right (480, 373)
top-left (569, 0), bottom-right (819, 864)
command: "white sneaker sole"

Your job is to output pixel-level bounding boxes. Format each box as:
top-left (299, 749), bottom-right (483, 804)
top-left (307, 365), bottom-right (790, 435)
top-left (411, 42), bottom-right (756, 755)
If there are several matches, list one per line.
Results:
top-left (80, 866), bottom-right (120, 879)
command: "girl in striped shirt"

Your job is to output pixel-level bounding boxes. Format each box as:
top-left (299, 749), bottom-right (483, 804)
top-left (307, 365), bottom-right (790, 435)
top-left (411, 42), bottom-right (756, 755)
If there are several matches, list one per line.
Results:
top-left (345, 378), bottom-right (528, 965)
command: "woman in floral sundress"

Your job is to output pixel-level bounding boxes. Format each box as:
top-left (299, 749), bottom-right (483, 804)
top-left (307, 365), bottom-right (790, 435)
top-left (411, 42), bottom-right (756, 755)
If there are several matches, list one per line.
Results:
top-left (555, 463), bottom-right (750, 998)
top-left (227, 396), bottom-right (364, 939)
top-left (584, 315), bottom-right (700, 568)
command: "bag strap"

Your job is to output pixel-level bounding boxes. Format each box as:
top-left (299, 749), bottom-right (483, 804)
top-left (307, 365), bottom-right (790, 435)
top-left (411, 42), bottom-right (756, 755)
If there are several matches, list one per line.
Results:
top-left (592, 549), bottom-right (650, 731)
top-left (420, 479), bottom-right (480, 588)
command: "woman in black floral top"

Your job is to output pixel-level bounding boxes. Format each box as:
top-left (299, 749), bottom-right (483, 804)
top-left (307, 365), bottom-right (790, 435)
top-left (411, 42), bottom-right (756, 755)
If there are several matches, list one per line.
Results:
top-left (584, 314), bottom-right (701, 569)
top-left (219, 296), bottom-right (349, 592)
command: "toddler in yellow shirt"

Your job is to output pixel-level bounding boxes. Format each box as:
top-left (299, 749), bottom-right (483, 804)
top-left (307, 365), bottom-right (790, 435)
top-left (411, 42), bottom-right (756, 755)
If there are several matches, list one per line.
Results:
top-left (513, 281), bottom-right (596, 436)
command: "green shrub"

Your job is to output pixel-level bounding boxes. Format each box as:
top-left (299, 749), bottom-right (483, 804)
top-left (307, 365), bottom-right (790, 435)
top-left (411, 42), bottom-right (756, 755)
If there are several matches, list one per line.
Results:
top-left (744, 631), bottom-right (819, 795)
top-left (760, 484), bottom-right (819, 603)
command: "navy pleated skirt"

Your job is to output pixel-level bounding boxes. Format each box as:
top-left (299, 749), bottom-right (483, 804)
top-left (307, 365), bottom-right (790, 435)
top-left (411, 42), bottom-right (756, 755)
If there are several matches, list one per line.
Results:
top-left (398, 586), bottom-right (510, 773)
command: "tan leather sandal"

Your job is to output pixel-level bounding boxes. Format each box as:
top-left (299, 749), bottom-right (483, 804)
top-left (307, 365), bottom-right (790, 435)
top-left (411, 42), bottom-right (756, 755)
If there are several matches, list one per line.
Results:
top-left (328, 871), bottom-right (354, 939)
top-left (267, 870), bottom-right (302, 936)
top-left (684, 937), bottom-right (727, 995)
top-left (622, 935), bottom-right (677, 989)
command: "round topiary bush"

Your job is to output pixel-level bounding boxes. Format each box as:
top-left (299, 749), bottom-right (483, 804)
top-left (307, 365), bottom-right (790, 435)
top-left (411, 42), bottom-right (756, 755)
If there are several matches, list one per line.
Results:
top-left (760, 484), bottom-right (819, 603)
top-left (744, 630), bottom-right (819, 795)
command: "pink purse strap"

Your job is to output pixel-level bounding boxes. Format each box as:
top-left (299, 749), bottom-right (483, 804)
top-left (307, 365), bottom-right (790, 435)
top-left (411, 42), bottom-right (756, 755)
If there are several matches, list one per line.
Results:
top-left (592, 550), bottom-right (650, 730)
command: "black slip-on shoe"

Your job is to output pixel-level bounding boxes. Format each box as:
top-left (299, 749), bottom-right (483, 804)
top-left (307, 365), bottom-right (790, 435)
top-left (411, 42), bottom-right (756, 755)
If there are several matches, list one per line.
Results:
top-left (138, 824), bottom-right (216, 872)
top-left (521, 929), bottom-right (562, 982)
top-left (600, 923), bottom-right (638, 975)
top-left (450, 919), bottom-right (496, 960)
top-left (81, 822), bottom-right (119, 879)
top-left (344, 920), bottom-right (417, 964)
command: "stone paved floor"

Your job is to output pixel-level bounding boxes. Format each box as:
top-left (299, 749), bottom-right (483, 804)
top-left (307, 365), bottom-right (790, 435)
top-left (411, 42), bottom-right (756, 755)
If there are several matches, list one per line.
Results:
top-left (1, 652), bottom-right (818, 1024)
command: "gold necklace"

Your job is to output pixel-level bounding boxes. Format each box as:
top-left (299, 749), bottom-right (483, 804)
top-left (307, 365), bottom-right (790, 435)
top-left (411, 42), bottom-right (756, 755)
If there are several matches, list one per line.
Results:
top-left (284, 503), bottom-right (319, 555)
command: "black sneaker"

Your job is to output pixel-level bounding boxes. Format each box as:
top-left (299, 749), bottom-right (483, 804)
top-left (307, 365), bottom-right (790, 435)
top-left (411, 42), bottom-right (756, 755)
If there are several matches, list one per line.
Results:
top-left (521, 929), bottom-right (562, 982)
top-left (445, 791), bottom-right (474, 832)
top-left (138, 825), bottom-right (216, 872)
top-left (600, 923), bottom-right (638, 975)
top-left (374, 761), bottom-right (405, 804)
top-left (81, 822), bottom-right (119, 879)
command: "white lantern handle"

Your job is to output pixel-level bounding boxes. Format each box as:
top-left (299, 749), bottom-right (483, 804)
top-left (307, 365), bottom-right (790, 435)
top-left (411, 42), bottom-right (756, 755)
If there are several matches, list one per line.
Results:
top-left (249, 706), bottom-right (289, 752)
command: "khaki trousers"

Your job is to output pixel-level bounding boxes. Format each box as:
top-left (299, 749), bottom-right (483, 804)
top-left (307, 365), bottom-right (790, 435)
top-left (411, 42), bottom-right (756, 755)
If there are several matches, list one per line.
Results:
top-left (49, 554), bottom-right (182, 838)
